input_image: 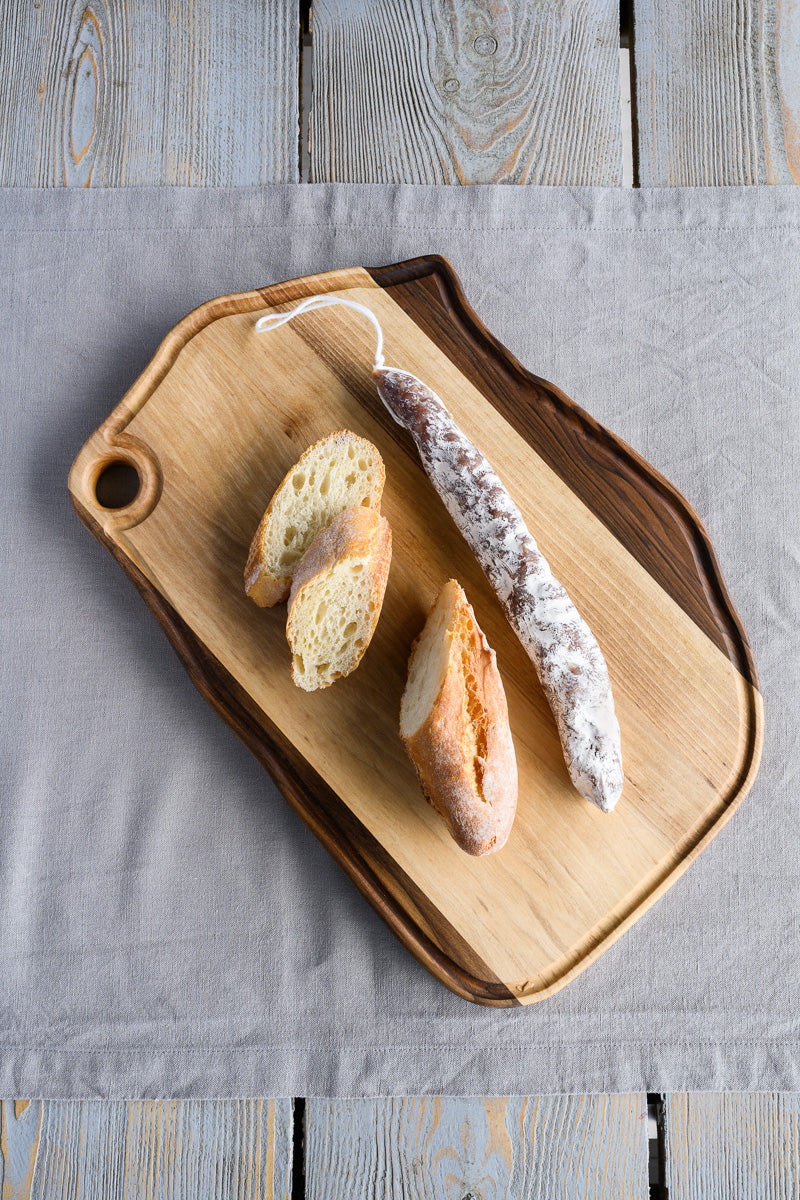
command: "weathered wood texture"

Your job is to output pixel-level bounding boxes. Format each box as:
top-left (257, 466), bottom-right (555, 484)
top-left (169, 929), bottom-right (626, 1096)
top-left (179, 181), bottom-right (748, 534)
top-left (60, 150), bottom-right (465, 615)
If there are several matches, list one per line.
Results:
top-left (0, 1098), bottom-right (293, 1199)
top-left (0, 0), bottom-right (299, 186)
top-left (632, 0), bottom-right (800, 183)
top-left (310, 0), bottom-right (623, 184)
top-left (305, 1095), bottom-right (650, 1198)
top-left (663, 1093), bottom-right (800, 1199)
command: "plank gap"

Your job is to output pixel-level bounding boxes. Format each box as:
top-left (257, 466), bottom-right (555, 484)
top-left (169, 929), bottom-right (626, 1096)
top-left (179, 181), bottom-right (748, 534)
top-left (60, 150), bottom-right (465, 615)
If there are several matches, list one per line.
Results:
top-left (299, 0), bottom-right (312, 183)
top-left (626, 0), bottom-right (641, 187)
top-left (648, 1093), bottom-right (669, 1199)
top-left (292, 1097), bottom-right (306, 1199)
top-left (621, 0), bottom-right (632, 48)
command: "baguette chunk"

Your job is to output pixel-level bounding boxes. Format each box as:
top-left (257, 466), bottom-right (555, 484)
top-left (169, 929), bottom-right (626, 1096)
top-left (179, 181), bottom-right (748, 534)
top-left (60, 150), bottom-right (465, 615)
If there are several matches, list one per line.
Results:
top-left (400, 580), bottom-right (518, 856)
top-left (286, 507), bottom-right (392, 691)
top-left (245, 430), bottom-right (385, 606)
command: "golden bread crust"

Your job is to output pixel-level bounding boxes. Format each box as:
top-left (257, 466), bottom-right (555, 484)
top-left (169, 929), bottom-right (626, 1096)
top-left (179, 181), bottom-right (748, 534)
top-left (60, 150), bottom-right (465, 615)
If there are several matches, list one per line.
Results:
top-left (401, 581), bottom-right (517, 856)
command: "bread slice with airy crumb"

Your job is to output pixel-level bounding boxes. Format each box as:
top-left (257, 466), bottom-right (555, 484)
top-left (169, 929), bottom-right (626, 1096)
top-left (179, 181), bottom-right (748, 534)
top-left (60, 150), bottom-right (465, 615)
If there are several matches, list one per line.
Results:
top-left (244, 430), bottom-right (385, 607)
top-left (286, 506), bottom-right (392, 691)
top-left (400, 580), bottom-right (517, 856)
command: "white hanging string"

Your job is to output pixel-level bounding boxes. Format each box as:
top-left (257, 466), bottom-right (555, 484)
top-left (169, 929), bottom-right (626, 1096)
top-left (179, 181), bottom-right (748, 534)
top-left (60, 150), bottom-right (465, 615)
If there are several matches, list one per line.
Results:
top-left (255, 295), bottom-right (385, 370)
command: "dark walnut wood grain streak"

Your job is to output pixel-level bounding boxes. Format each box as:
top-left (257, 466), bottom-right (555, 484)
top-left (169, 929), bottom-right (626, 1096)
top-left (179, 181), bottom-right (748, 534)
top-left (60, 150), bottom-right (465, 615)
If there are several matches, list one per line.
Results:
top-left (310, 0), bottom-right (623, 184)
top-left (369, 256), bottom-right (759, 692)
top-left (70, 495), bottom-right (517, 1007)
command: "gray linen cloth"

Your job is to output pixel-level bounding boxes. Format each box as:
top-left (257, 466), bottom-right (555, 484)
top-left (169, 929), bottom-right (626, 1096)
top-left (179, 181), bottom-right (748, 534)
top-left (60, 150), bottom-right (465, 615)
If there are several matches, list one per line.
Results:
top-left (1, 185), bottom-right (797, 1097)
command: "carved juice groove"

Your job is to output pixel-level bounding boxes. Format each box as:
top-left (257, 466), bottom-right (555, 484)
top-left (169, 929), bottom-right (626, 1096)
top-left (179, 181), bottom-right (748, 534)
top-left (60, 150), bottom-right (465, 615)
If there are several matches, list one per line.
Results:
top-left (68, 258), bottom-right (763, 1006)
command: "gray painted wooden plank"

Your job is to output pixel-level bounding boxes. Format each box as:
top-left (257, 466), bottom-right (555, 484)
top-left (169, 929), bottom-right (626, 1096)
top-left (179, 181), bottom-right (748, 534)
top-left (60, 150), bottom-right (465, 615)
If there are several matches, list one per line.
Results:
top-left (632, 0), bottom-right (800, 184)
top-left (310, 0), bottom-right (623, 184)
top-left (0, 1101), bottom-right (42, 1200)
top-left (663, 1093), bottom-right (800, 1199)
top-left (305, 1095), bottom-right (650, 1199)
top-left (0, 0), bottom-right (299, 186)
top-left (0, 1098), bottom-right (294, 1199)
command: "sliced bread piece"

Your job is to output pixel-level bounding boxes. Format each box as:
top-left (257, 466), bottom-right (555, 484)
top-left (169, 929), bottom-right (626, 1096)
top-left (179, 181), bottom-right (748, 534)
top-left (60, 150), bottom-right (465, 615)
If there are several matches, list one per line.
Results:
top-left (286, 506), bottom-right (392, 691)
top-left (400, 580), bottom-right (517, 856)
top-left (244, 430), bottom-right (385, 606)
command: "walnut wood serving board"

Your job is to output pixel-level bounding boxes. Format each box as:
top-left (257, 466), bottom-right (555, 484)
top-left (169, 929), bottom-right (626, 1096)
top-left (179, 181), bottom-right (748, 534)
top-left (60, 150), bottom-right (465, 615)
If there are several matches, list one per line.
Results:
top-left (68, 257), bottom-right (763, 1007)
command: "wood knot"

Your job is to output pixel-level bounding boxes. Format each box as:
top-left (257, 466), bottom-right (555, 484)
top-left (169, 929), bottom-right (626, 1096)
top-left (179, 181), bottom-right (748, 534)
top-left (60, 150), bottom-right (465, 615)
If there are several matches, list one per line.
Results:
top-left (473, 35), bottom-right (498, 56)
top-left (442, 78), bottom-right (460, 94)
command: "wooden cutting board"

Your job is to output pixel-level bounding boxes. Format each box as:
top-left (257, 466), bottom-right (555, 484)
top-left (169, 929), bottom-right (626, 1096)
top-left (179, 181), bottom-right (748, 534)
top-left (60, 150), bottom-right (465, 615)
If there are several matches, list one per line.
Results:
top-left (68, 257), bottom-right (763, 1007)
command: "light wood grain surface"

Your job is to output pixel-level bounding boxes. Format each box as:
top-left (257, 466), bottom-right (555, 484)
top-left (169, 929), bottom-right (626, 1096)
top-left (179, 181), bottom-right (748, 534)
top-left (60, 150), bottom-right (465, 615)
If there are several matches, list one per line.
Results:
top-left (0, 0), bottom-right (299, 186)
top-left (305, 1096), bottom-right (650, 1199)
top-left (632, 0), bottom-right (800, 183)
top-left (310, 0), bottom-right (623, 183)
top-left (0, 1098), bottom-right (294, 1199)
top-left (663, 1093), bottom-right (800, 1198)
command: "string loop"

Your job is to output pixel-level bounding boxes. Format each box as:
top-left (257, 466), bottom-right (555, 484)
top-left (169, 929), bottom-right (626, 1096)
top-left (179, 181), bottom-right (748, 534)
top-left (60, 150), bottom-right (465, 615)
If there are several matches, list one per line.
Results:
top-left (255, 295), bottom-right (385, 370)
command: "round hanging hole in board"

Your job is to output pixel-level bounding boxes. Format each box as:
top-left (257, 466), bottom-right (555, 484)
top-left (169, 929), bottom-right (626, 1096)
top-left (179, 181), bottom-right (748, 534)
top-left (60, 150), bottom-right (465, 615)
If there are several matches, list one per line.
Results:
top-left (94, 459), bottom-right (141, 510)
